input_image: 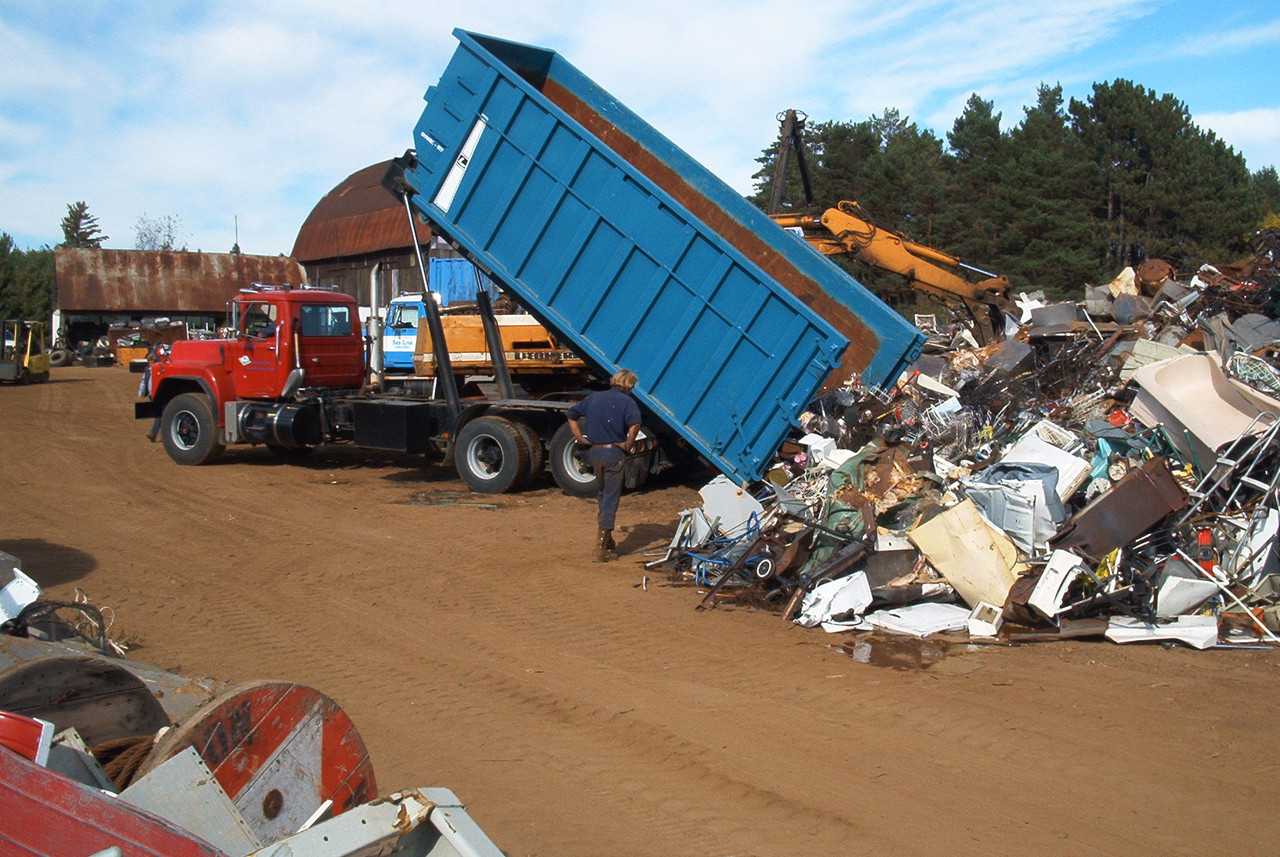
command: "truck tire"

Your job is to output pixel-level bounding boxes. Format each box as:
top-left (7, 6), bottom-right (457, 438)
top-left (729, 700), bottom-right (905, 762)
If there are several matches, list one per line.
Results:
top-left (512, 420), bottom-right (545, 487)
top-left (550, 423), bottom-right (598, 498)
top-left (455, 416), bottom-right (529, 494)
top-left (48, 349), bottom-right (71, 367)
top-left (160, 392), bottom-right (225, 466)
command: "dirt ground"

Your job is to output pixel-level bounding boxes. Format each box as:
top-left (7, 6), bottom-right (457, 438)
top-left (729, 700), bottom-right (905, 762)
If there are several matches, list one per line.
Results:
top-left (4, 366), bottom-right (1280, 856)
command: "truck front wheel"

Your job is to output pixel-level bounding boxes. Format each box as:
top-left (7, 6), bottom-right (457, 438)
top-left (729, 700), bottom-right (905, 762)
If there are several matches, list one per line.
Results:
top-left (455, 416), bottom-right (529, 494)
top-left (160, 392), bottom-right (225, 466)
top-left (550, 423), bottom-right (598, 498)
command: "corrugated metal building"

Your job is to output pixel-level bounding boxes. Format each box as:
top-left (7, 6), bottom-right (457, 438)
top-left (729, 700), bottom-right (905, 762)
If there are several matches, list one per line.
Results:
top-left (50, 160), bottom-right (457, 348)
top-left (292, 160), bottom-right (461, 313)
top-left (53, 249), bottom-right (307, 345)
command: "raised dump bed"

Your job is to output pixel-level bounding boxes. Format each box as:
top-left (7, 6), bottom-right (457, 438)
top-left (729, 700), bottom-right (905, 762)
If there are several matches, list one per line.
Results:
top-left (398, 29), bottom-right (923, 484)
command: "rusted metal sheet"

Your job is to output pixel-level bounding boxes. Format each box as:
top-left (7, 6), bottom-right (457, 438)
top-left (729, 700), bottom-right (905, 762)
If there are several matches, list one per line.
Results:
top-left (54, 249), bottom-right (308, 314)
top-left (292, 160), bottom-right (433, 263)
top-left (1049, 457), bottom-right (1188, 562)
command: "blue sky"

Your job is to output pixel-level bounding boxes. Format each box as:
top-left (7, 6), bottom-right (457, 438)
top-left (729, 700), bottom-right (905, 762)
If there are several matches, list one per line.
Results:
top-left (2, 1), bottom-right (1277, 257)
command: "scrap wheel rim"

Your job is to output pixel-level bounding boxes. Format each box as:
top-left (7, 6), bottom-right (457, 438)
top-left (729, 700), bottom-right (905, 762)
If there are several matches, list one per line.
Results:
top-left (466, 432), bottom-right (506, 482)
top-left (753, 556), bottom-right (776, 580)
top-left (170, 409), bottom-right (202, 451)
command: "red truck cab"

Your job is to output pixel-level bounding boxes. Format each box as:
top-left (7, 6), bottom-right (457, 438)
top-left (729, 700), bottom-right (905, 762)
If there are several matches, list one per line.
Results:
top-left (137, 286), bottom-right (366, 464)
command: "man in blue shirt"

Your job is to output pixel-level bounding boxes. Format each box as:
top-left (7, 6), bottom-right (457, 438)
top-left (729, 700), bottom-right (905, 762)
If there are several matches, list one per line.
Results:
top-left (566, 369), bottom-right (642, 562)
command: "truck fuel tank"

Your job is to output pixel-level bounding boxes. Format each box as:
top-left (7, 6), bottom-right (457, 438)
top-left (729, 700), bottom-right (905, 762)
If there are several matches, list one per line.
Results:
top-left (229, 401), bottom-right (323, 448)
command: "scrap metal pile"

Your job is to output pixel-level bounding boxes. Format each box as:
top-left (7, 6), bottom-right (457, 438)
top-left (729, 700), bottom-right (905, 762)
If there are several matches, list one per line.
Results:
top-left (655, 231), bottom-right (1280, 650)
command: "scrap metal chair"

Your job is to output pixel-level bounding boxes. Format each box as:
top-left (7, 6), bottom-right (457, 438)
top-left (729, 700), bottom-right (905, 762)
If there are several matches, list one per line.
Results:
top-left (678, 511), bottom-right (775, 587)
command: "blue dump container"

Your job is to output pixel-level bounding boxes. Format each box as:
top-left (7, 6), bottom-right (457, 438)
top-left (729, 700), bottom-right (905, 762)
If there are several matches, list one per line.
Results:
top-left (401, 29), bottom-right (923, 484)
top-left (428, 257), bottom-right (498, 307)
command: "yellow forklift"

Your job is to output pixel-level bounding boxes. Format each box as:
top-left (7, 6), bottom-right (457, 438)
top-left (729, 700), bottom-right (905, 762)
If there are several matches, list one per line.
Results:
top-left (1, 320), bottom-right (51, 383)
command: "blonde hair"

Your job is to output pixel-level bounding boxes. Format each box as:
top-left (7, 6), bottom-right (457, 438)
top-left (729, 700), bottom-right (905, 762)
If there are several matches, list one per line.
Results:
top-left (611, 369), bottom-right (637, 393)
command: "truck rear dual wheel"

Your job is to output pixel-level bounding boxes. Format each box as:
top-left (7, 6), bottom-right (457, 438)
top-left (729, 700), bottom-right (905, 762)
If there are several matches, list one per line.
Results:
top-left (549, 423), bottom-right (598, 498)
top-left (512, 421), bottom-right (545, 487)
top-left (455, 416), bottom-right (530, 494)
top-left (160, 392), bottom-right (225, 466)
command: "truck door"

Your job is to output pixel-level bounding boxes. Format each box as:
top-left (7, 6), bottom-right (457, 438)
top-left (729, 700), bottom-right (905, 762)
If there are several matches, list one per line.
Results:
top-left (382, 301), bottom-right (421, 373)
top-left (296, 303), bottom-right (365, 388)
top-left (231, 300), bottom-right (286, 398)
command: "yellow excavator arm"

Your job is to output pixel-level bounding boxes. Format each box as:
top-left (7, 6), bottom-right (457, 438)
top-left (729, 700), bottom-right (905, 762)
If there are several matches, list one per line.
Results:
top-left (772, 200), bottom-right (1012, 345)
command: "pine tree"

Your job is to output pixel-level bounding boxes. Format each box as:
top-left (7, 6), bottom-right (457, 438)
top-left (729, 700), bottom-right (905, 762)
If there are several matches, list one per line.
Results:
top-left (1160, 126), bottom-right (1254, 264)
top-left (857, 109), bottom-right (947, 240)
top-left (809, 117), bottom-right (883, 208)
top-left (59, 201), bottom-right (107, 248)
top-left (134, 213), bottom-right (187, 251)
top-left (749, 116), bottom-right (881, 213)
top-left (937, 95), bottom-right (1008, 268)
top-left (1249, 166), bottom-right (1280, 228)
top-left (746, 77), bottom-right (1266, 305)
top-left (996, 84), bottom-right (1102, 296)
top-left (1069, 79), bottom-right (1254, 272)
top-left (835, 111), bottom-right (949, 311)
top-left (0, 233), bottom-right (17, 318)
top-left (0, 234), bottom-right (54, 321)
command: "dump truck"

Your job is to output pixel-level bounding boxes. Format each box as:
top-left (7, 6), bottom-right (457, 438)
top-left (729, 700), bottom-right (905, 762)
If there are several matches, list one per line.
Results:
top-left (381, 257), bottom-right (500, 377)
top-left (381, 292), bottom-right (589, 395)
top-left (136, 29), bottom-right (923, 494)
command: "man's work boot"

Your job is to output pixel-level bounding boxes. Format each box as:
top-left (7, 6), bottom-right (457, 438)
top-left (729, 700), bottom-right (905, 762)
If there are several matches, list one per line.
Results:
top-left (595, 529), bottom-right (617, 563)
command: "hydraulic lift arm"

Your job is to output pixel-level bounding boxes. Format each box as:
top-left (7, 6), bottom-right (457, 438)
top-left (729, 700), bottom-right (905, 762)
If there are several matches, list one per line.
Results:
top-left (772, 200), bottom-right (1013, 345)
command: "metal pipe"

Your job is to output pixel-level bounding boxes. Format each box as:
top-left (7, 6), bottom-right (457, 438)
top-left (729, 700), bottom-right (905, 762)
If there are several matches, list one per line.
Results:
top-left (400, 191), bottom-right (461, 419)
top-left (368, 262), bottom-right (383, 387)
top-left (956, 260), bottom-right (1000, 280)
top-left (476, 290), bottom-right (514, 400)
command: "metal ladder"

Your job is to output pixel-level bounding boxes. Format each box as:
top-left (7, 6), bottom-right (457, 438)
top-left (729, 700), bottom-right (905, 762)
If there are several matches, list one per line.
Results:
top-left (1178, 412), bottom-right (1280, 523)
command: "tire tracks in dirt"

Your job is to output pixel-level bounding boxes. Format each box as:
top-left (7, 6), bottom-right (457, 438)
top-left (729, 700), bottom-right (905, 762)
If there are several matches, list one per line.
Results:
top-left (9, 369), bottom-right (1280, 857)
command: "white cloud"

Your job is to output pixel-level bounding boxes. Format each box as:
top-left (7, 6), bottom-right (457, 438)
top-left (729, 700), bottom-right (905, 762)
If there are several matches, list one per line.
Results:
top-left (1, 0), bottom-right (1275, 257)
top-left (1197, 107), bottom-right (1280, 172)
top-left (827, 0), bottom-right (1156, 128)
top-left (1174, 16), bottom-right (1280, 56)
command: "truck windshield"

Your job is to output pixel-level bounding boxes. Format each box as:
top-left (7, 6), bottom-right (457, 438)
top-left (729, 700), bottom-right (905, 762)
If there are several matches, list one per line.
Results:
top-left (300, 305), bottom-right (352, 337)
top-left (390, 305), bottom-right (420, 328)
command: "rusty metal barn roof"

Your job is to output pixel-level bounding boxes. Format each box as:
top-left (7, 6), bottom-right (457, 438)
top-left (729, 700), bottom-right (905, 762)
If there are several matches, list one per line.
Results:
top-left (54, 249), bottom-right (308, 313)
top-left (291, 160), bottom-right (432, 263)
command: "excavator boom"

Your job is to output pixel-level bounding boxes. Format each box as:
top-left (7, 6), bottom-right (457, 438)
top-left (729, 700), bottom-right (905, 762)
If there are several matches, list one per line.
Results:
top-left (765, 110), bottom-right (1011, 345)
top-left (773, 201), bottom-right (1011, 345)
